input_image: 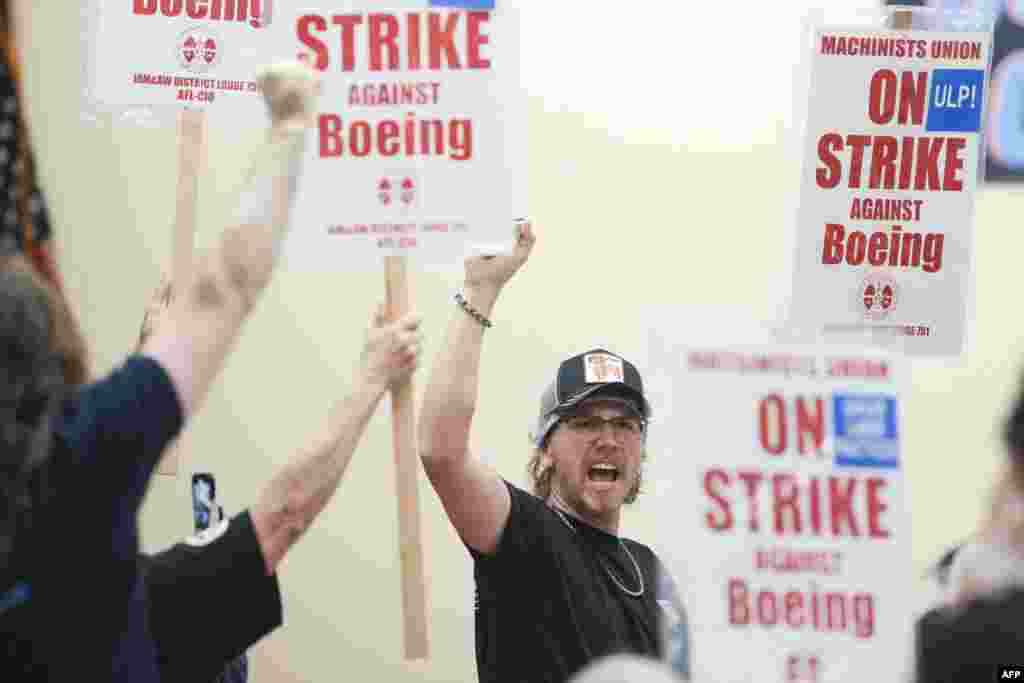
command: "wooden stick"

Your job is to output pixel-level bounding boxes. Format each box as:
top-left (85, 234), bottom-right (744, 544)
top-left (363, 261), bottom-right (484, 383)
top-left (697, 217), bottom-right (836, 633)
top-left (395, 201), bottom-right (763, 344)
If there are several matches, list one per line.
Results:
top-left (157, 108), bottom-right (207, 477)
top-left (385, 254), bottom-right (430, 661)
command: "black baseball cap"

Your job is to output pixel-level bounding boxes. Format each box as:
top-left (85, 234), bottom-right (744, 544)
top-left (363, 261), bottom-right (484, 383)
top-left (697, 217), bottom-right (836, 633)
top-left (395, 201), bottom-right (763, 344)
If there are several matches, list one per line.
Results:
top-left (532, 349), bottom-right (650, 447)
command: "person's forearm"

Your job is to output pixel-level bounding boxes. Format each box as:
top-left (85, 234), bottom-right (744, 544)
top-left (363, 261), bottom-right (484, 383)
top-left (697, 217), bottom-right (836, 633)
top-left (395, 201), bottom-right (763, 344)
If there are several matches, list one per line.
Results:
top-left (143, 125), bottom-right (308, 416)
top-left (252, 371), bottom-right (388, 573)
top-left (418, 284), bottom-right (498, 464)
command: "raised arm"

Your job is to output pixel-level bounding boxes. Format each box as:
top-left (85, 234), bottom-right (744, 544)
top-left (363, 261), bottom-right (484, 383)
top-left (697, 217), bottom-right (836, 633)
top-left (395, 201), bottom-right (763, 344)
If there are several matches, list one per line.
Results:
top-left (250, 307), bottom-right (423, 573)
top-left (418, 221), bottom-right (535, 554)
top-left (141, 61), bottom-right (320, 417)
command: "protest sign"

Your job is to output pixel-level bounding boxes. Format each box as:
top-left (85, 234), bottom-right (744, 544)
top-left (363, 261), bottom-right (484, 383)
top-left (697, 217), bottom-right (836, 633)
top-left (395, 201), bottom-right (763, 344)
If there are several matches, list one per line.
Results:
top-left (89, 0), bottom-right (278, 114)
top-left (86, 1), bottom-right (284, 471)
top-left (281, 3), bottom-right (525, 268)
top-left (788, 24), bottom-right (992, 356)
top-left (646, 331), bottom-right (911, 683)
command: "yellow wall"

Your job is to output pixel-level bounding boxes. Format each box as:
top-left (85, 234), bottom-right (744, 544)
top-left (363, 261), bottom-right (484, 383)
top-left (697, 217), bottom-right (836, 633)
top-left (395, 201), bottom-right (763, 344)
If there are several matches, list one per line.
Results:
top-left (18, 2), bottom-right (1024, 681)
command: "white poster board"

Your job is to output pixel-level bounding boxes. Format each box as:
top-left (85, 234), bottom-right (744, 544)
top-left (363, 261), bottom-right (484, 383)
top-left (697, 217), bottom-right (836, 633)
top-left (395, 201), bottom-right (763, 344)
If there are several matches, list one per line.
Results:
top-left (788, 25), bottom-right (992, 356)
top-left (89, 0), bottom-right (280, 116)
top-left (280, 2), bottom-right (525, 269)
top-left (647, 330), bottom-right (911, 683)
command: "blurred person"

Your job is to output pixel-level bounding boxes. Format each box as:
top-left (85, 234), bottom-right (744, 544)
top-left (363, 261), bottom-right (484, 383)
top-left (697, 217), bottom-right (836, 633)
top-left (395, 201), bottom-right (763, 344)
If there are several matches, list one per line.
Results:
top-left (568, 654), bottom-right (683, 683)
top-left (915, 374), bottom-right (1024, 682)
top-left (0, 59), bottom-right (320, 681)
top-left (419, 222), bottom-right (689, 683)
top-left (136, 278), bottom-right (422, 683)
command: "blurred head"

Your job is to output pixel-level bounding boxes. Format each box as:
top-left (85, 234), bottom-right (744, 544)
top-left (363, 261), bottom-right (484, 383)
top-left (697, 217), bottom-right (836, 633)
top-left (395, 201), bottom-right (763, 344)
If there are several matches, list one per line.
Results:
top-left (528, 350), bottom-right (650, 528)
top-left (983, 370), bottom-right (1024, 551)
top-left (0, 254), bottom-right (88, 395)
top-left (568, 654), bottom-right (682, 683)
top-left (0, 254), bottom-right (87, 588)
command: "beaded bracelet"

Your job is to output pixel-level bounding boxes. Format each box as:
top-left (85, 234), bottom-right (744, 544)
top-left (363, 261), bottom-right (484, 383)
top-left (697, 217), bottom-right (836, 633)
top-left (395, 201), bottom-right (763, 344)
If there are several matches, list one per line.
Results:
top-left (455, 292), bottom-right (493, 328)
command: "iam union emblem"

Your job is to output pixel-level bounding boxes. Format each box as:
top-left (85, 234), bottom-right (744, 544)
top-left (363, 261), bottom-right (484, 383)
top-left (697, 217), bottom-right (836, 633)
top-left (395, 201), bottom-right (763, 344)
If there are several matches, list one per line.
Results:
top-left (858, 273), bottom-right (900, 320)
top-left (175, 27), bottom-right (222, 73)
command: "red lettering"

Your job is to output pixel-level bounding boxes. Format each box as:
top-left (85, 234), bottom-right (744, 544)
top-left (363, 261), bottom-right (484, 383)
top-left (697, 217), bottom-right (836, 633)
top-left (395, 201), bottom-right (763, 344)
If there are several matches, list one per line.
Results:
top-left (816, 133), bottom-right (842, 188)
top-left (466, 12), bottom-right (491, 68)
top-left (821, 223), bottom-right (844, 265)
top-left (795, 397), bottom-right (824, 455)
top-left (868, 135), bottom-right (897, 189)
top-left (407, 13), bottom-right (422, 70)
top-left (186, 0), bottom-right (209, 19)
top-left (429, 12), bottom-right (461, 69)
top-left (846, 231), bottom-right (866, 265)
top-left (705, 469), bottom-right (733, 532)
top-left (820, 223), bottom-right (944, 273)
top-left (785, 593), bottom-right (805, 628)
top-left (809, 477), bottom-right (822, 535)
top-left (898, 71), bottom-right (927, 125)
top-left (757, 591), bottom-right (779, 625)
top-left (943, 137), bottom-right (966, 191)
top-left (773, 474), bottom-right (802, 534)
top-left (297, 15), bottom-right (329, 71)
top-left (729, 578), bottom-right (876, 639)
top-left (868, 69), bottom-right (897, 124)
top-left (136, 0), bottom-right (259, 24)
top-left (319, 114), bottom-right (343, 157)
top-left (334, 15), bottom-right (364, 72)
top-left (738, 471), bottom-right (763, 533)
top-left (867, 232), bottom-right (887, 266)
top-left (729, 578), bottom-right (750, 625)
top-left (846, 135), bottom-right (871, 189)
top-left (378, 121), bottom-right (400, 156)
top-left (829, 477), bottom-right (859, 536)
top-left (369, 14), bottom-right (400, 71)
top-left (349, 122), bottom-right (372, 156)
top-left (866, 477), bottom-right (890, 539)
top-left (914, 137), bottom-right (943, 190)
top-left (759, 395), bottom-right (787, 455)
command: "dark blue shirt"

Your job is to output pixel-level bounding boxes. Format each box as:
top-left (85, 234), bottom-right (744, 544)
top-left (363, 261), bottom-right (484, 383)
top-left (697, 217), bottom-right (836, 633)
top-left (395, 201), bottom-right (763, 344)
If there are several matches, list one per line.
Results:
top-left (2, 354), bottom-right (182, 681)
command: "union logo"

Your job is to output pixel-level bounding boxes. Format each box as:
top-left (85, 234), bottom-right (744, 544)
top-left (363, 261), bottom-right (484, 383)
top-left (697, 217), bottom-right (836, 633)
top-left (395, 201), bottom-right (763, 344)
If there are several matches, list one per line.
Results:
top-left (857, 273), bottom-right (900, 321)
top-left (175, 27), bottom-right (222, 73)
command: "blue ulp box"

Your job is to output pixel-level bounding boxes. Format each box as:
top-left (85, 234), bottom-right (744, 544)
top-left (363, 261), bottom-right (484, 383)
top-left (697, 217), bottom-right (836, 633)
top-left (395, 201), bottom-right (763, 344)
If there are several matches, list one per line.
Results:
top-left (833, 394), bottom-right (900, 469)
top-left (926, 68), bottom-right (985, 133)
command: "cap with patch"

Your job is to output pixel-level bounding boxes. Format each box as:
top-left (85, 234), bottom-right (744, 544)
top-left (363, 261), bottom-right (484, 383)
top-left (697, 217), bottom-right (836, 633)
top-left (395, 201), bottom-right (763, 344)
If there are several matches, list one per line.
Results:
top-left (532, 349), bottom-right (650, 447)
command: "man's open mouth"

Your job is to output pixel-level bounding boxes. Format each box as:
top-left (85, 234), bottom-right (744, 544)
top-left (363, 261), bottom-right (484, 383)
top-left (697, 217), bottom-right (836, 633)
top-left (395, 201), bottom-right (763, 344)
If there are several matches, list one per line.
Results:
top-left (588, 463), bottom-right (620, 483)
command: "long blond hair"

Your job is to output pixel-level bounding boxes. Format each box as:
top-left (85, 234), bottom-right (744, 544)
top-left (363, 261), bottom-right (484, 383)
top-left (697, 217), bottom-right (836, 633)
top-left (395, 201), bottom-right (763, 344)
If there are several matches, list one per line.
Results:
top-left (526, 443), bottom-right (645, 504)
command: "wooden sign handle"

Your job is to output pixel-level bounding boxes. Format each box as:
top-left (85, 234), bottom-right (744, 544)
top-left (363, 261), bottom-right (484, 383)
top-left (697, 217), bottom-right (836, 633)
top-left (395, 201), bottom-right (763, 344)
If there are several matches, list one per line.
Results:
top-left (157, 108), bottom-right (207, 477)
top-left (385, 254), bottom-right (429, 661)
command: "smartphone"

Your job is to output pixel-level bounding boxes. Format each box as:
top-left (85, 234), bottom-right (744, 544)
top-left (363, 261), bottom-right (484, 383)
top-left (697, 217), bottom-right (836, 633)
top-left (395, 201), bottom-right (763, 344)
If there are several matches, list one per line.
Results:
top-left (191, 473), bottom-right (218, 532)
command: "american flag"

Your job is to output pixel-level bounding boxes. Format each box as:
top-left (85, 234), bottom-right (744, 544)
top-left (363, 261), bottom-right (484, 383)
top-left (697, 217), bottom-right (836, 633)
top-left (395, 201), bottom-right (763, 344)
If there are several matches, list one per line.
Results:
top-left (0, 4), bottom-right (63, 293)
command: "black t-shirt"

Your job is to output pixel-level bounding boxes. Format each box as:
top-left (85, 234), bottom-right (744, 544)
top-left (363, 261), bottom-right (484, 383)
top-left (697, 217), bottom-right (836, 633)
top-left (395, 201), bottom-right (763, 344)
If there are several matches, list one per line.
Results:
top-left (471, 481), bottom-right (664, 683)
top-left (1, 355), bottom-right (183, 682)
top-left (142, 510), bottom-right (283, 683)
top-left (916, 588), bottom-right (1024, 683)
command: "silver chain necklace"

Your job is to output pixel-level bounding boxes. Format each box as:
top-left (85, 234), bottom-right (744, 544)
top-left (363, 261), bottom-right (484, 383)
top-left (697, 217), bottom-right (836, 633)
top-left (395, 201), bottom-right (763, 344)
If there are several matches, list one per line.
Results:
top-left (551, 506), bottom-right (645, 598)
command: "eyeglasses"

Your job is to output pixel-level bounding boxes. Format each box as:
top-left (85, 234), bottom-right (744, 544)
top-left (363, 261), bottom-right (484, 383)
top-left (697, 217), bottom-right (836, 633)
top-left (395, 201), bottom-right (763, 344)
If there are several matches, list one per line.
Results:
top-left (561, 415), bottom-right (645, 439)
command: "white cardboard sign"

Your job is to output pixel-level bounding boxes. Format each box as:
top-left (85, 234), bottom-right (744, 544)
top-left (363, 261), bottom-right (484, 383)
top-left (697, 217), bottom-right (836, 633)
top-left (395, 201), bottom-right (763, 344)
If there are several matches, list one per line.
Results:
top-left (281, 3), bottom-right (525, 268)
top-left (90, 0), bottom-right (279, 114)
top-left (646, 331), bottom-right (911, 683)
top-left (788, 28), bottom-right (992, 356)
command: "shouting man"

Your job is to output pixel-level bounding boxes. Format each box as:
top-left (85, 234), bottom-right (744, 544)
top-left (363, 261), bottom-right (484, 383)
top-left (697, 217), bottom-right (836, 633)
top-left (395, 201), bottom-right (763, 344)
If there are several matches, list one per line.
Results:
top-left (419, 222), bottom-right (687, 682)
